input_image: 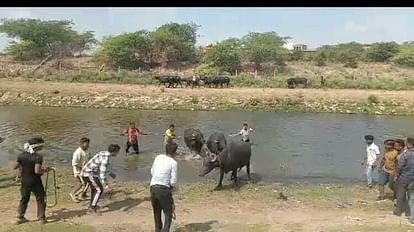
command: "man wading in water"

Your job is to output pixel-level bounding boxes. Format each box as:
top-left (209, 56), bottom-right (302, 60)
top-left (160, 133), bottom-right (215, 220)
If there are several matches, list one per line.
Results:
top-left (124, 122), bottom-right (152, 155)
top-left (164, 124), bottom-right (180, 145)
top-left (14, 137), bottom-right (52, 224)
top-left (150, 142), bottom-right (178, 232)
top-left (230, 122), bottom-right (253, 142)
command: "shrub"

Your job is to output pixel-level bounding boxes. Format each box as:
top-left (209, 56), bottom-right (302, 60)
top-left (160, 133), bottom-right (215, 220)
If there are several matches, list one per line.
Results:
top-left (367, 95), bottom-right (379, 104)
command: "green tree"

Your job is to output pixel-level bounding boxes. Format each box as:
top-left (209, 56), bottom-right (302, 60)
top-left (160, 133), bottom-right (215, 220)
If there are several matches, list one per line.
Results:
top-left (72, 31), bottom-right (98, 57)
top-left (366, 42), bottom-right (400, 62)
top-left (6, 40), bottom-right (40, 60)
top-left (150, 22), bottom-right (199, 67)
top-left (318, 42), bottom-right (365, 63)
top-left (289, 50), bottom-right (304, 61)
top-left (344, 56), bottom-right (359, 68)
top-left (315, 51), bottom-right (327, 66)
top-left (0, 18), bottom-right (97, 60)
top-left (241, 32), bottom-right (289, 70)
top-left (0, 19), bottom-right (76, 59)
top-left (203, 38), bottom-right (242, 74)
top-left (391, 44), bottom-right (414, 67)
top-left (97, 31), bottom-right (151, 69)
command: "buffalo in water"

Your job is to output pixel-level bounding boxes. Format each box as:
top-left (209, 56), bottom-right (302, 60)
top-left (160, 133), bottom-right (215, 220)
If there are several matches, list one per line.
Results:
top-left (183, 128), bottom-right (205, 156)
top-left (287, 77), bottom-right (308, 89)
top-left (206, 132), bottom-right (227, 155)
top-left (199, 140), bottom-right (252, 190)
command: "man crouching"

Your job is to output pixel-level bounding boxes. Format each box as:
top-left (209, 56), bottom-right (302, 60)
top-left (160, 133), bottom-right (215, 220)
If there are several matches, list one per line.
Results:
top-left (81, 144), bottom-right (120, 215)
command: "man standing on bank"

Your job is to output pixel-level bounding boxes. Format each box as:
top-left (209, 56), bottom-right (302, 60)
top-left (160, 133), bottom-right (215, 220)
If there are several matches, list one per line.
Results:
top-left (14, 137), bottom-right (52, 224)
top-left (70, 137), bottom-right (91, 202)
top-left (362, 135), bottom-right (380, 188)
top-left (150, 142), bottom-right (178, 232)
top-left (394, 137), bottom-right (414, 222)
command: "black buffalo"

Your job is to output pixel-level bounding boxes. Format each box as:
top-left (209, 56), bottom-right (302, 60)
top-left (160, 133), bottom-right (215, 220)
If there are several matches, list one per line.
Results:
top-left (201, 76), bottom-right (230, 88)
top-left (183, 128), bottom-right (205, 155)
top-left (287, 77), bottom-right (308, 89)
top-left (207, 132), bottom-right (227, 155)
top-left (201, 76), bottom-right (214, 88)
top-left (182, 76), bottom-right (200, 88)
top-left (215, 76), bottom-right (230, 88)
top-left (199, 140), bottom-right (252, 190)
top-left (153, 75), bottom-right (183, 88)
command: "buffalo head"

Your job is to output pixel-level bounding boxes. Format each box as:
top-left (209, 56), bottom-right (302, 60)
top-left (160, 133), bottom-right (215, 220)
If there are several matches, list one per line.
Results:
top-left (199, 147), bottom-right (220, 177)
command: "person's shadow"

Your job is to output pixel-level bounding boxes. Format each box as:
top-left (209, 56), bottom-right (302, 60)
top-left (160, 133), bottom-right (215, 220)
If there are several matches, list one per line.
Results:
top-left (101, 196), bottom-right (151, 213)
top-left (48, 196), bottom-right (150, 222)
top-left (48, 208), bottom-right (87, 223)
top-left (176, 220), bottom-right (218, 232)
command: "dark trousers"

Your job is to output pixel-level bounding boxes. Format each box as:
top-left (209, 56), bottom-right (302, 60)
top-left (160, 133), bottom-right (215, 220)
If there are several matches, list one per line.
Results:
top-left (72, 176), bottom-right (89, 197)
top-left (395, 181), bottom-right (410, 216)
top-left (150, 185), bottom-right (174, 232)
top-left (18, 180), bottom-right (46, 220)
top-left (86, 176), bottom-right (103, 209)
top-left (126, 141), bottom-right (139, 154)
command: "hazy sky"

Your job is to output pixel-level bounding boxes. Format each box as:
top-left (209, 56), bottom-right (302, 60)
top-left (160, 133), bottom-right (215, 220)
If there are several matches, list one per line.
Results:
top-left (0, 7), bottom-right (413, 51)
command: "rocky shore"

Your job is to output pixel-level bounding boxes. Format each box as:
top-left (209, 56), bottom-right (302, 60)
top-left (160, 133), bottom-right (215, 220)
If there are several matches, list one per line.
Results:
top-left (0, 79), bottom-right (413, 115)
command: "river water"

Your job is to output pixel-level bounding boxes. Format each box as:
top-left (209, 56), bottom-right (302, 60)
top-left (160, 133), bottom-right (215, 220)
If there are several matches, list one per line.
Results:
top-left (0, 106), bottom-right (413, 184)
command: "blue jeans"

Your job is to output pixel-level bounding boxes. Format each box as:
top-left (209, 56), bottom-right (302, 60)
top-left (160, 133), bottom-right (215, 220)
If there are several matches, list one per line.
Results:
top-left (366, 165), bottom-right (374, 186)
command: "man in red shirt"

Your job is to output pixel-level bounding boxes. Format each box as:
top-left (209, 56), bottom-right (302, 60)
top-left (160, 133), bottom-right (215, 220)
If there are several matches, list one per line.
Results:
top-left (124, 122), bottom-right (151, 154)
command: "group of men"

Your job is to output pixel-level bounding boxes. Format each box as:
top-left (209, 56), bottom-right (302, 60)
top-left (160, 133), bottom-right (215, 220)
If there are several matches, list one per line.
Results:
top-left (13, 121), bottom-right (252, 231)
top-left (12, 122), bottom-right (183, 232)
top-left (363, 135), bottom-right (414, 225)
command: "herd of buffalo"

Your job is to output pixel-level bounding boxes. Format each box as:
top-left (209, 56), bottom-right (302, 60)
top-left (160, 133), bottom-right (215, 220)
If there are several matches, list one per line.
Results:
top-left (183, 128), bottom-right (251, 190)
top-left (153, 75), bottom-right (231, 88)
top-left (152, 75), bottom-right (327, 89)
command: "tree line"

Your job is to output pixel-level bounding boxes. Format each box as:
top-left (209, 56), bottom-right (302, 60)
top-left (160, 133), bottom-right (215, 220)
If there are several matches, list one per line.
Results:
top-left (1, 18), bottom-right (414, 75)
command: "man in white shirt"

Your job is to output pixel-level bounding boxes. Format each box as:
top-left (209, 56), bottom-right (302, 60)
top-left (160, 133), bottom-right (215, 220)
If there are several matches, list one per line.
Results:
top-left (150, 142), bottom-right (178, 232)
top-left (70, 137), bottom-right (91, 203)
top-left (362, 135), bottom-right (380, 188)
top-left (230, 123), bottom-right (253, 142)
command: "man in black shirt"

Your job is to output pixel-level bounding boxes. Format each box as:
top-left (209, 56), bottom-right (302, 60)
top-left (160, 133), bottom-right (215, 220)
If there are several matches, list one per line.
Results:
top-left (14, 137), bottom-right (51, 224)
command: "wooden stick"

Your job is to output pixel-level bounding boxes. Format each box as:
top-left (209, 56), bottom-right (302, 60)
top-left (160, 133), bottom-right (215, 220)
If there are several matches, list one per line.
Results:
top-left (31, 54), bottom-right (52, 73)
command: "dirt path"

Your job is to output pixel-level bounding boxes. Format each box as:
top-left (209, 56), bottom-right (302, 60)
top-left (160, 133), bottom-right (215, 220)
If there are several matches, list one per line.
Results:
top-left (1, 79), bottom-right (414, 103)
top-left (0, 188), bottom-right (408, 232)
top-left (2, 79), bottom-right (414, 115)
